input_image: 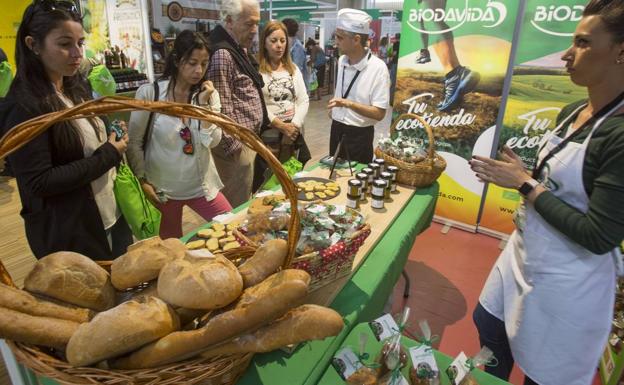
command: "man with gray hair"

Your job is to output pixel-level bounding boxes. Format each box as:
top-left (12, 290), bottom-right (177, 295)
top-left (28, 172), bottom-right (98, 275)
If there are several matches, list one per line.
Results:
top-left (208, 0), bottom-right (268, 207)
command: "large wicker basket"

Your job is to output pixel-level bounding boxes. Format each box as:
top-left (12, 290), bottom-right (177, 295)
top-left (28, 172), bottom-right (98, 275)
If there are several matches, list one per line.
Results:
top-left (0, 96), bottom-right (302, 385)
top-left (374, 113), bottom-right (446, 187)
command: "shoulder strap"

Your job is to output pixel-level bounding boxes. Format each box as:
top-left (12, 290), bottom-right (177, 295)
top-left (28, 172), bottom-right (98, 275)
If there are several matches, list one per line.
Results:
top-left (142, 80), bottom-right (159, 153)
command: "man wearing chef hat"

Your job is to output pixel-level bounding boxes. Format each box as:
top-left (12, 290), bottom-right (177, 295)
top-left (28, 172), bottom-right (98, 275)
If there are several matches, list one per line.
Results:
top-left (327, 8), bottom-right (390, 164)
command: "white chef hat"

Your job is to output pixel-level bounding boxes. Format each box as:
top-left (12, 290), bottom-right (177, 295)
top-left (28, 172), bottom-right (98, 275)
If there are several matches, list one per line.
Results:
top-left (337, 8), bottom-right (371, 35)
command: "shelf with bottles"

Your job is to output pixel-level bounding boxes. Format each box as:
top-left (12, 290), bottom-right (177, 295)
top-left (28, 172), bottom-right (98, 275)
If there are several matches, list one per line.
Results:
top-left (110, 68), bottom-right (149, 94)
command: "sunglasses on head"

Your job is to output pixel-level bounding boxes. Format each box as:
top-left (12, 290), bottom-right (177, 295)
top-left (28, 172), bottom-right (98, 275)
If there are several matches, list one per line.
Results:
top-left (37, 0), bottom-right (80, 14)
top-left (179, 126), bottom-right (194, 155)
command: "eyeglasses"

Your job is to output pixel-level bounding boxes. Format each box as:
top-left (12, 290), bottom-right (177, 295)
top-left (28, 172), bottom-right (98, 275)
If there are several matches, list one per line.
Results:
top-left (38, 0), bottom-right (80, 16)
top-left (23, 0), bottom-right (81, 30)
top-left (179, 126), bottom-right (194, 155)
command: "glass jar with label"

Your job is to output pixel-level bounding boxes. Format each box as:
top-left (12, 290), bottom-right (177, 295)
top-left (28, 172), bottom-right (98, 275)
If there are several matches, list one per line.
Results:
top-left (356, 172), bottom-right (369, 199)
top-left (387, 166), bottom-right (399, 192)
top-left (348, 179), bottom-right (362, 197)
top-left (362, 167), bottom-right (375, 187)
top-left (371, 179), bottom-right (387, 209)
top-left (368, 163), bottom-right (381, 178)
top-left (346, 194), bottom-right (360, 209)
top-left (374, 158), bottom-right (386, 173)
top-left (380, 172), bottom-right (393, 199)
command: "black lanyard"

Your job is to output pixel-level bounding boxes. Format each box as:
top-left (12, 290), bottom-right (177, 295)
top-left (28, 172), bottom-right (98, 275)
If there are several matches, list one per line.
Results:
top-left (341, 51), bottom-right (372, 99)
top-left (532, 91), bottom-right (624, 180)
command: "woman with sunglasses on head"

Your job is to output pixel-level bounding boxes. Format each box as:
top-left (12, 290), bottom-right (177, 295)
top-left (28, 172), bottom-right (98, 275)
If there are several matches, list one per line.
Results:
top-left (1, 0), bottom-right (133, 260)
top-left (254, 21), bottom-right (309, 187)
top-left (127, 30), bottom-right (231, 239)
top-left (470, 1), bottom-right (624, 384)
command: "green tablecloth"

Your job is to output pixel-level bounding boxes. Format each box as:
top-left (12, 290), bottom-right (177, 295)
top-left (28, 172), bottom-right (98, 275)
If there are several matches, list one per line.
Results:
top-left (237, 183), bottom-right (439, 385)
top-left (318, 323), bottom-right (511, 385)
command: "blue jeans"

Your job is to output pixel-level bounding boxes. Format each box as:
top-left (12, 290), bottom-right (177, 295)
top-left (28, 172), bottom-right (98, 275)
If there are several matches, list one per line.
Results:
top-left (472, 302), bottom-right (539, 385)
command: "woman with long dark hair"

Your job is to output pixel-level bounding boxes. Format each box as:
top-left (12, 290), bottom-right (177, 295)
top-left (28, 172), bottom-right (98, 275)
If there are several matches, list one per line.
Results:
top-left (1, 0), bottom-right (132, 260)
top-left (470, 0), bottom-right (624, 383)
top-left (127, 30), bottom-right (231, 239)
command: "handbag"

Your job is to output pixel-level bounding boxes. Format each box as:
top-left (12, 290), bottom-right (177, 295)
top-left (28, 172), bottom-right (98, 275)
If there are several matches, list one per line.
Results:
top-left (113, 160), bottom-right (161, 239)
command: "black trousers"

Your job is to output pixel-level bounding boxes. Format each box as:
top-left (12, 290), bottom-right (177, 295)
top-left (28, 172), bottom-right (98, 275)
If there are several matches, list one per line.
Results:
top-left (329, 120), bottom-right (374, 165)
top-left (473, 302), bottom-right (540, 385)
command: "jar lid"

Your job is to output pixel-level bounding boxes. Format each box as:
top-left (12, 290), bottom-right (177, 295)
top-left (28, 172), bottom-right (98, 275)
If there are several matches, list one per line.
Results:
top-left (374, 158), bottom-right (385, 164)
top-left (373, 179), bottom-right (387, 187)
top-left (369, 163), bottom-right (380, 169)
top-left (348, 179), bottom-right (362, 187)
top-left (380, 172), bottom-right (392, 179)
top-left (387, 165), bottom-right (399, 172)
top-left (356, 172), bottom-right (368, 180)
top-left (362, 167), bottom-right (374, 174)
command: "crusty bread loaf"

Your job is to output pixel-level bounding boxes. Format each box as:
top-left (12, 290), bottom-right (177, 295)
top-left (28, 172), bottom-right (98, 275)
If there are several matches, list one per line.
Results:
top-left (112, 269), bottom-right (311, 369)
top-left (126, 236), bottom-right (162, 252)
top-left (0, 306), bottom-right (80, 349)
top-left (24, 251), bottom-right (115, 311)
top-left (0, 283), bottom-right (92, 323)
top-left (200, 304), bottom-right (343, 357)
top-left (111, 238), bottom-right (185, 290)
top-left (238, 239), bottom-right (288, 287)
top-left (157, 250), bottom-right (243, 309)
top-left (66, 296), bottom-right (180, 367)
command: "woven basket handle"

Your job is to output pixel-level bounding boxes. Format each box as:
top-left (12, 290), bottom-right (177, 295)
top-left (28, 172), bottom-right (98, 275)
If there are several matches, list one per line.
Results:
top-left (0, 96), bottom-right (301, 271)
top-left (389, 113), bottom-right (437, 164)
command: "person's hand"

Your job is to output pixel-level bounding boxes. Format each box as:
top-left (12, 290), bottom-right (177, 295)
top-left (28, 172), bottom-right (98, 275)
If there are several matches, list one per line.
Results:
top-left (141, 181), bottom-right (160, 205)
top-left (108, 130), bottom-right (128, 155)
top-left (469, 146), bottom-right (530, 189)
top-left (281, 123), bottom-right (299, 141)
top-left (327, 97), bottom-right (352, 110)
top-left (198, 80), bottom-right (215, 106)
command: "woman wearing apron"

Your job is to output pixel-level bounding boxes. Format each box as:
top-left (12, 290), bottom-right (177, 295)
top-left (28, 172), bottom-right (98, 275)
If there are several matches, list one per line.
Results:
top-left (469, 1), bottom-right (624, 384)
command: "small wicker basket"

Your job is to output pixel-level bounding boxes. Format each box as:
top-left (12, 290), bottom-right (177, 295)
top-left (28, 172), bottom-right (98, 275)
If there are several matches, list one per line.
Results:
top-left (0, 96), bottom-right (302, 385)
top-left (374, 113), bottom-right (446, 187)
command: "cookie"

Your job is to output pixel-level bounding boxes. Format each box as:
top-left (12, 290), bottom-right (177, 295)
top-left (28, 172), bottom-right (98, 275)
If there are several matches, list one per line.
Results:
top-left (206, 238), bottom-right (219, 252)
top-left (212, 230), bottom-right (226, 239)
top-left (219, 236), bottom-right (236, 247)
top-left (304, 186), bottom-right (314, 192)
top-left (211, 223), bottom-right (225, 232)
top-left (186, 239), bottom-right (205, 250)
top-left (305, 192), bottom-right (315, 200)
top-left (315, 192), bottom-right (327, 199)
top-left (324, 189), bottom-right (337, 197)
top-left (197, 229), bottom-right (214, 239)
top-left (223, 241), bottom-right (241, 251)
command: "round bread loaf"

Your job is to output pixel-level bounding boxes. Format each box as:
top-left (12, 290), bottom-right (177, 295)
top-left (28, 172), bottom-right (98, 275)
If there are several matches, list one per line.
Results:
top-left (66, 296), bottom-right (180, 366)
top-left (24, 251), bottom-right (115, 311)
top-left (157, 250), bottom-right (243, 309)
top-left (111, 238), bottom-right (186, 290)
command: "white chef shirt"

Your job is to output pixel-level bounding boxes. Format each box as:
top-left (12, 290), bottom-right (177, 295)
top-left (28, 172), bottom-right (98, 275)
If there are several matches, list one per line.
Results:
top-left (331, 48), bottom-right (390, 127)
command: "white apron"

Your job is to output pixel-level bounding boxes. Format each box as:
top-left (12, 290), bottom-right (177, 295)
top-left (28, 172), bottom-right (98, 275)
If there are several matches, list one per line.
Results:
top-left (480, 100), bottom-right (624, 385)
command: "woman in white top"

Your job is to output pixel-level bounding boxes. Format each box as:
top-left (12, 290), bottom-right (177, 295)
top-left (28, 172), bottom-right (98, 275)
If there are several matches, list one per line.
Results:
top-left (258, 20), bottom-right (309, 161)
top-left (127, 30), bottom-right (231, 239)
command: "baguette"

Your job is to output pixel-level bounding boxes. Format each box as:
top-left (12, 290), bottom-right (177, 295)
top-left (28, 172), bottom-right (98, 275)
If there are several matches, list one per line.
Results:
top-left (112, 269), bottom-right (311, 369)
top-left (200, 304), bottom-right (343, 358)
top-left (238, 239), bottom-right (288, 287)
top-left (0, 283), bottom-right (92, 323)
top-left (0, 306), bottom-right (80, 349)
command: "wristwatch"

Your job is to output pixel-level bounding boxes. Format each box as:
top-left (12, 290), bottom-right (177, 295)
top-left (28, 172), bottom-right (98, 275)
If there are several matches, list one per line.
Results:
top-left (518, 179), bottom-right (540, 197)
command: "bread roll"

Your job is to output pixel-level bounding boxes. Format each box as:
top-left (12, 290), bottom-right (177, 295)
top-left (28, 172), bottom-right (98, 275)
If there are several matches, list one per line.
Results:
top-left (157, 250), bottom-right (243, 310)
top-left (66, 296), bottom-right (180, 367)
top-left (127, 236), bottom-right (161, 252)
top-left (238, 239), bottom-right (288, 287)
top-left (0, 306), bottom-right (80, 349)
top-left (111, 238), bottom-right (184, 290)
top-left (200, 304), bottom-right (343, 357)
top-left (0, 283), bottom-right (92, 323)
top-left (113, 269), bottom-right (311, 369)
top-left (24, 251), bottom-right (115, 311)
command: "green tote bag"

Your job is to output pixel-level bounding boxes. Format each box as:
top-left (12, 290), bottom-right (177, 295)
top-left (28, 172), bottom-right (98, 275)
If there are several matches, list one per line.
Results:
top-left (113, 162), bottom-right (161, 239)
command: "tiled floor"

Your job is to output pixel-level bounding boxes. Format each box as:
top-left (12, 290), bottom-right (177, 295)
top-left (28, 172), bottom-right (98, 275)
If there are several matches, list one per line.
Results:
top-left (391, 222), bottom-right (603, 385)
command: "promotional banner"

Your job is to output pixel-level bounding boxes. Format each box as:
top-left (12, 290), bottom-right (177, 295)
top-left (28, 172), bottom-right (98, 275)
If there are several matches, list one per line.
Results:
top-left (81, 0), bottom-right (110, 61)
top-left (107, 0), bottom-right (152, 75)
top-left (478, 0), bottom-right (587, 236)
top-left (0, 0), bottom-right (30, 71)
top-left (394, 0), bottom-right (519, 229)
top-left (151, 0), bottom-right (219, 36)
